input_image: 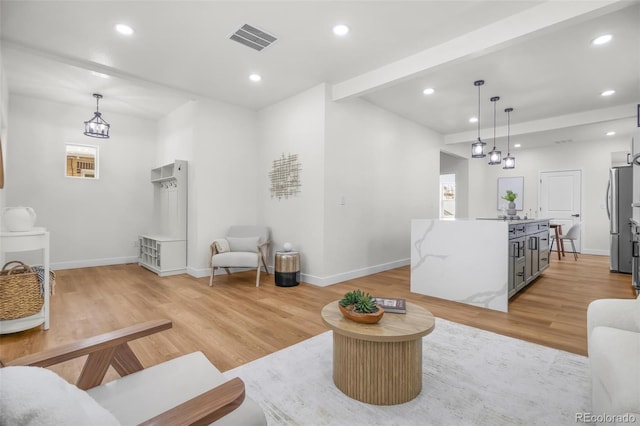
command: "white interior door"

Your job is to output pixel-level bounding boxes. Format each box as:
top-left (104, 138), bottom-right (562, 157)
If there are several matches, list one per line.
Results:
top-left (539, 170), bottom-right (582, 252)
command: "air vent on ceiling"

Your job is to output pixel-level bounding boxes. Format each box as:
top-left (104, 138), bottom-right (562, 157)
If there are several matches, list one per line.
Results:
top-left (229, 24), bottom-right (277, 52)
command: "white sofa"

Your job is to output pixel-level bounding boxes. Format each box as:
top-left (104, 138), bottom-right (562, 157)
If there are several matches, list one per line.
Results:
top-left (587, 295), bottom-right (640, 423)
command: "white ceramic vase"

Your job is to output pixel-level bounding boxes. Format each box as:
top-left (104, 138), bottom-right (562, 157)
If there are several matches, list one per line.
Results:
top-left (507, 202), bottom-right (517, 216)
top-left (2, 207), bottom-right (37, 232)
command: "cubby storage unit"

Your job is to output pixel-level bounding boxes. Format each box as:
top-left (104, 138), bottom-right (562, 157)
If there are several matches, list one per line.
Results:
top-left (139, 160), bottom-right (187, 277)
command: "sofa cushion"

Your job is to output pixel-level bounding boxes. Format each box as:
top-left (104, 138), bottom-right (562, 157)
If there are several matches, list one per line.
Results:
top-left (589, 326), bottom-right (640, 416)
top-left (587, 297), bottom-right (640, 340)
top-left (87, 351), bottom-right (266, 426)
top-left (0, 366), bottom-right (120, 426)
top-left (227, 236), bottom-right (260, 253)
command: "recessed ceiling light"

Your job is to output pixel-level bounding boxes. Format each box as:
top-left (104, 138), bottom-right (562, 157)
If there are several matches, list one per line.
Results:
top-left (601, 89), bottom-right (615, 96)
top-left (115, 24), bottom-right (134, 36)
top-left (606, 131), bottom-right (616, 136)
top-left (422, 88), bottom-right (435, 95)
top-left (249, 74), bottom-right (261, 82)
top-left (592, 34), bottom-right (612, 45)
top-left (333, 24), bottom-right (349, 36)
top-left (469, 117), bottom-right (478, 123)
top-left (91, 71), bottom-right (110, 79)
top-left (514, 144), bottom-right (521, 148)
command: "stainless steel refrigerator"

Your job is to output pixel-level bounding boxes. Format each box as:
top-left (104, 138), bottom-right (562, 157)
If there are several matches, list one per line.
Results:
top-left (607, 166), bottom-right (633, 273)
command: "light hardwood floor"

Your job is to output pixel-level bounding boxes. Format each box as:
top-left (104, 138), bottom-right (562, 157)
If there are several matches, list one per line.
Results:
top-left (0, 254), bottom-right (635, 383)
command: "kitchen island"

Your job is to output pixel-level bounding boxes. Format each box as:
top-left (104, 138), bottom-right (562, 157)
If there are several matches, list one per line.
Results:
top-left (410, 218), bottom-right (549, 312)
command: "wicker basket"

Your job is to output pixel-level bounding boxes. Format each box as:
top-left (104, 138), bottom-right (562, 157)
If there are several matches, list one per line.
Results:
top-left (0, 261), bottom-right (44, 320)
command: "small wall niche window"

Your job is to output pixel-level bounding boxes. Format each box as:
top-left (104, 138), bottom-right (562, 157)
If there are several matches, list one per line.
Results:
top-left (66, 144), bottom-right (99, 179)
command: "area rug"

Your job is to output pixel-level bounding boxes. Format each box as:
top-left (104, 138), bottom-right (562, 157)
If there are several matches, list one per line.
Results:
top-left (225, 318), bottom-right (592, 425)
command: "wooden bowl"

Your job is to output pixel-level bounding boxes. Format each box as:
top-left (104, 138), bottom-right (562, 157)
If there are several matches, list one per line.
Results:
top-left (338, 303), bottom-right (384, 324)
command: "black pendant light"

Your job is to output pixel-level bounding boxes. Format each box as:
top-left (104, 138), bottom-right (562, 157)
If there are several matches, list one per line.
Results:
top-left (503, 107), bottom-right (516, 169)
top-left (488, 96), bottom-right (501, 165)
top-left (471, 80), bottom-right (486, 158)
top-left (84, 93), bottom-right (110, 139)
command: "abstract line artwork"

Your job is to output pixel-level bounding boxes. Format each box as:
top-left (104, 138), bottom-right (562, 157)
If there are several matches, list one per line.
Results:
top-left (269, 153), bottom-right (302, 200)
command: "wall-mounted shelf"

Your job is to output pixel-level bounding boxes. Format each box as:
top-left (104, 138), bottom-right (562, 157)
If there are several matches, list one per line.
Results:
top-left (151, 162), bottom-right (185, 183)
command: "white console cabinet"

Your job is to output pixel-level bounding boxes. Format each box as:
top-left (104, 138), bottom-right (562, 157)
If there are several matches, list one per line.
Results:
top-left (139, 160), bottom-right (187, 276)
top-left (0, 227), bottom-right (50, 334)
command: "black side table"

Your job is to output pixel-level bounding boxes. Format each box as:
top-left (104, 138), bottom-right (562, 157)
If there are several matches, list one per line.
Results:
top-left (274, 251), bottom-right (300, 287)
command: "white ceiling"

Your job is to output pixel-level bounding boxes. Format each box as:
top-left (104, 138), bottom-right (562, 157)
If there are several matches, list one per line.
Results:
top-left (1, 0), bottom-right (639, 152)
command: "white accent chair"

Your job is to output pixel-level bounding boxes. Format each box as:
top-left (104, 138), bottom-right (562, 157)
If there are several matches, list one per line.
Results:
top-left (587, 295), bottom-right (640, 422)
top-left (209, 226), bottom-right (270, 287)
top-left (0, 319), bottom-right (267, 425)
top-left (550, 222), bottom-right (581, 260)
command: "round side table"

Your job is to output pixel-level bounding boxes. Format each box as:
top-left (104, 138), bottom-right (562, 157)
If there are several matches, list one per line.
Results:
top-left (274, 251), bottom-right (300, 287)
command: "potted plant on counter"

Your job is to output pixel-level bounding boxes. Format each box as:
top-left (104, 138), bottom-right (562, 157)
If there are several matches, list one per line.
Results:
top-left (502, 190), bottom-right (518, 216)
top-left (338, 289), bottom-right (384, 324)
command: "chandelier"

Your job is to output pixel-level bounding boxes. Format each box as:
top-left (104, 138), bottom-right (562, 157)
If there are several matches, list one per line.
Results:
top-left (84, 93), bottom-right (110, 139)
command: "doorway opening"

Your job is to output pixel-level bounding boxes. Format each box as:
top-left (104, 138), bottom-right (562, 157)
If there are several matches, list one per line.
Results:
top-left (440, 151), bottom-right (469, 219)
top-left (440, 174), bottom-right (455, 219)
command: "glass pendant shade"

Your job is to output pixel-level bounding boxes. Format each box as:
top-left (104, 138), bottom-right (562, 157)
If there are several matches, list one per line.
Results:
top-left (503, 107), bottom-right (515, 169)
top-left (471, 80), bottom-right (486, 158)
top-left (488, 96), bottom-right (501, 165)
top-left (471, 139), bottom-right (486, 157)
top-left (503, 155), bottom-right (516, 169)
top-left (488, 148), bottom-right (502, 165)
top-left (84, 93), bottom-right (110, 139)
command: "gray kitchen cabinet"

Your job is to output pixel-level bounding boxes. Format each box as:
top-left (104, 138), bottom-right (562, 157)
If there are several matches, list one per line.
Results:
top-left (509, 220), bottom-right (550, 298)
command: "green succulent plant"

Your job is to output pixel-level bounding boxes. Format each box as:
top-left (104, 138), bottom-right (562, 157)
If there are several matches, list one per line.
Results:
top-left (501, 190), bottom-right (517, 202)
top-left (339, 289), bottom-right (379, 313)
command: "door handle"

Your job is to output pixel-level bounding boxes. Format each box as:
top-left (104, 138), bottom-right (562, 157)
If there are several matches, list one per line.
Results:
top-left (633, 241), bottom-right (639, 258)
top-left (571, 214), bottom-right (580, 217)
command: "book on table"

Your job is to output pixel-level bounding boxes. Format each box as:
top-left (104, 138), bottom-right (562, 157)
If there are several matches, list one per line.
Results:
top-left (373, 297), bottom-right (407, 314)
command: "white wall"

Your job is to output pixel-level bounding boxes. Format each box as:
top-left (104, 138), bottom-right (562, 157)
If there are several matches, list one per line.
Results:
top-left (5, 95), bottom-right (156, 268)
top-left (157, 98), bottom-right (257, 275)
top-left (0, 46), bottom-right (8, 213)
top-left (447, 137), bottom-right (631, 254)
top-left (322, 96), bottom-right (442, 283)
top-left (257, 84), bottom-right (326, 278)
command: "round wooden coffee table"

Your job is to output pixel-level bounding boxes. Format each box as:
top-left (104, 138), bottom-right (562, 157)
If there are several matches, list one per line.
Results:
top-left (321, 301), bottom-right (435, 405)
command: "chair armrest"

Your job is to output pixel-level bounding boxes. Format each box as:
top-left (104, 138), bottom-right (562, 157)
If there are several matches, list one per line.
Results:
top-left (5, 319), bottom-right (172, 389)
top-left (139, 377), bottom-right (245, 426)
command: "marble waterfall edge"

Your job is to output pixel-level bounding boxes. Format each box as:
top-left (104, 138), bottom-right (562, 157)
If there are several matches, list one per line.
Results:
top-left (411, 219), bottom-right (508, 312)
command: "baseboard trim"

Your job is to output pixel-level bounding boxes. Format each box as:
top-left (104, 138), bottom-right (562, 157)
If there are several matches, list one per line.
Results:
top-left (52, 256), bottom-right (139, 270)
top-left (581, 249), bottom-right (608, 256)
top-left (187, 259), bottom-right (410, 287)
top-left (300, 258), bottom-right (410, 287)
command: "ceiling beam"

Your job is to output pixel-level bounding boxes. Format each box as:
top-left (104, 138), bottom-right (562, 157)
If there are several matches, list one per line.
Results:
top-left (443, 104), bottom-right (637, 144)
top-left (331, 0), bottom-right (626, 101)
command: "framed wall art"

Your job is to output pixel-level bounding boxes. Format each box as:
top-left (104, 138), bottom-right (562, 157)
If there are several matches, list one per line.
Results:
top-left (497, 176), bottom-right (523, 211)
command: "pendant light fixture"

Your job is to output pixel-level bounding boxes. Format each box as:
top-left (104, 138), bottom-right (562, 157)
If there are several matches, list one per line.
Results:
top-left (471, 80), bottom-right (486, 158)
top-left (503, 107), bottom-right (516, 169)
top-left (84, 93), bottom-right (110, 139)
top-left (488, 96), bottom-right (501, 165)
